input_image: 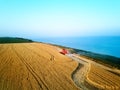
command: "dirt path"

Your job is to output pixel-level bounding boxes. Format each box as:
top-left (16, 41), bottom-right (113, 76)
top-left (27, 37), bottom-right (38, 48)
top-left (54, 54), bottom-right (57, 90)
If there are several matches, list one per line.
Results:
top-left (1, 43), bottom-right (119, 90)
top-left (68, 54), bottom-right (120, 90)
top-left (67, 54), bottom-right (90, 90)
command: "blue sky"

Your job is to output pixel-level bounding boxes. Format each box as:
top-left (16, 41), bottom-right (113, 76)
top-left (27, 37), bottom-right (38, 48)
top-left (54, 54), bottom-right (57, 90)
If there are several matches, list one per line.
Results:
top-left (0, 0), bottom-right (120, 38)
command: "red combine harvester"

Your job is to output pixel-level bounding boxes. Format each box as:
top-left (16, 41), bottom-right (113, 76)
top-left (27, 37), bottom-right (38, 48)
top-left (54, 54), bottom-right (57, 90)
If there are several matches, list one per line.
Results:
top-left (60, 49), bottom-right (68, 55)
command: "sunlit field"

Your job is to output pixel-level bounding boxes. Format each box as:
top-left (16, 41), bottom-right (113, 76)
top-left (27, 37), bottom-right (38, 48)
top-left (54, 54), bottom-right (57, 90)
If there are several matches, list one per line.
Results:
top-left (0, 43), bottom-right (79, 90)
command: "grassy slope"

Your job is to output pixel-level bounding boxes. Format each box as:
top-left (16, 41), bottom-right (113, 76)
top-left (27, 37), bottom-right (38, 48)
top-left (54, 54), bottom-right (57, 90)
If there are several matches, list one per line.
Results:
top-left (0, 37), bottom-right (33, 43)
top-left (72, 49), bottom-right (120, 69)
top-left (0, 37), bottom-right (120, 69)
top-left (51, 44), bottom-right (120, 69)
top-left (0, 43), bottom-right (79, 90)
top-left (0, 37), bottom-right (120, 90)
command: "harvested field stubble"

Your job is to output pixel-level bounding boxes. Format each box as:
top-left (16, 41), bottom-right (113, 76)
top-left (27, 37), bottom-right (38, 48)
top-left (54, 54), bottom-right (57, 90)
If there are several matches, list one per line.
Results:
top-left (0, 43), bottom-right (80, 90)
top-left (86, 64), bottom-right (120, 90)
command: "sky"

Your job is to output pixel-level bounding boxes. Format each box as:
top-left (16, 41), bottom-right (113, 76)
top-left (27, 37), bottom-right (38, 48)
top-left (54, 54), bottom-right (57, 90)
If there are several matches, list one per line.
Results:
top-left (0, 0), bottom-right (120, 38)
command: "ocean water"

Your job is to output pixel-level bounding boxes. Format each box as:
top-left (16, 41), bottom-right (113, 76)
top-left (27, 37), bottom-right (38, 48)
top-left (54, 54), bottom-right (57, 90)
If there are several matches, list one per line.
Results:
top-left (34, 36), bottom-right (120, 58)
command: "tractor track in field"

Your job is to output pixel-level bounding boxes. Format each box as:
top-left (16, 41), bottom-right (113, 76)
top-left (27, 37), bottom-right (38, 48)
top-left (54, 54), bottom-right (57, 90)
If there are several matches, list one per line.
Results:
top-left (26, 44), bottom-right (55, 61)
top-left (11, 45), bottom-right (49, 90)
top-left (12, 44), bottom-right (75, 90)
top-left (0, 43), bottom-right (81, 90)
top-left (22, 44), bottom-right (55, 66)
top-left (21, 44), bottom-right (63, 86)
top-left (68, 54), bottom-right (90, 90)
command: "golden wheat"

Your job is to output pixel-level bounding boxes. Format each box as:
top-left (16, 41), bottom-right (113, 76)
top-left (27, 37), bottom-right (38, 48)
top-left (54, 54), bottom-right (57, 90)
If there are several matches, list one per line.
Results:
top-left (86, 64), bottom-right (120, 90)
top-left (0, 43), bottom-right (80, 90)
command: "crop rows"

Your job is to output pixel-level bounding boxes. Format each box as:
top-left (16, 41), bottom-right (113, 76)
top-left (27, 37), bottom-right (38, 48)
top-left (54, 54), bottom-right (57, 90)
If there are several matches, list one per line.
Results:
top-left (0, 43), bottom-right (79, 90)
top-left (86, 64), bottom-right (120, 90)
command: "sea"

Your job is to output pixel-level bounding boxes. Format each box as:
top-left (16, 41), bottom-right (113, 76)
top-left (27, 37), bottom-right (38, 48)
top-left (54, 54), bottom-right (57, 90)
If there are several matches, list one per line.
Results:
top-left (33, 36), bottom-right (120, 58)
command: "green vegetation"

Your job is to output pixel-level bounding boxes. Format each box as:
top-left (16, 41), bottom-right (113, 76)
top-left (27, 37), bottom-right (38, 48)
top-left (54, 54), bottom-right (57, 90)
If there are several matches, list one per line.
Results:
top-left (1, 37), bottom-right (120, 69)
top-left (73, 49), bottom-right (120, 69)
top-left (51, 44), bottom-right (120, 69)
top-left (0, 37), bottom-right (33, 43)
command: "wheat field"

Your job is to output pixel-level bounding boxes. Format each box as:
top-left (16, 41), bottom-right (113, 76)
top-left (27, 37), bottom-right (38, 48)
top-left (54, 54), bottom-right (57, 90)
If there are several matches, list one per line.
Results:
top-left (0, 43), bottom-right (80, 90)
top-left (86, 64), bottom-right (120, 90)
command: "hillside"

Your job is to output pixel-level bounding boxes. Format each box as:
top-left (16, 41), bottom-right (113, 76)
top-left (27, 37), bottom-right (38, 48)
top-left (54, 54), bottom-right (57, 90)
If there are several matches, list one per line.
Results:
top-left (0, 43), bottom-right (79, 90)
top-left (68, 54), bottom-right (120, 90)
top-left (0, 37), bottom-right (33, 43)
top-left (52, 44), bottom-right (120, 69)
top-left (0, 37), bottom-right (120, 90)
top-left (1, 37), bottom-right (120, 69)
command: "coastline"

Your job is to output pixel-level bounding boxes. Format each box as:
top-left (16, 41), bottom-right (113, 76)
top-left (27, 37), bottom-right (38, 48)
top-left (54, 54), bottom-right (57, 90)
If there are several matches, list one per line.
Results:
top-left (34, 36), bottom-right (120, 58)
top-left (0, 37), bottom-right (120, 89)
top-left (0, 36), bottom-right (120, 69)
top-left (48, 43), bottom-right (120, 69)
